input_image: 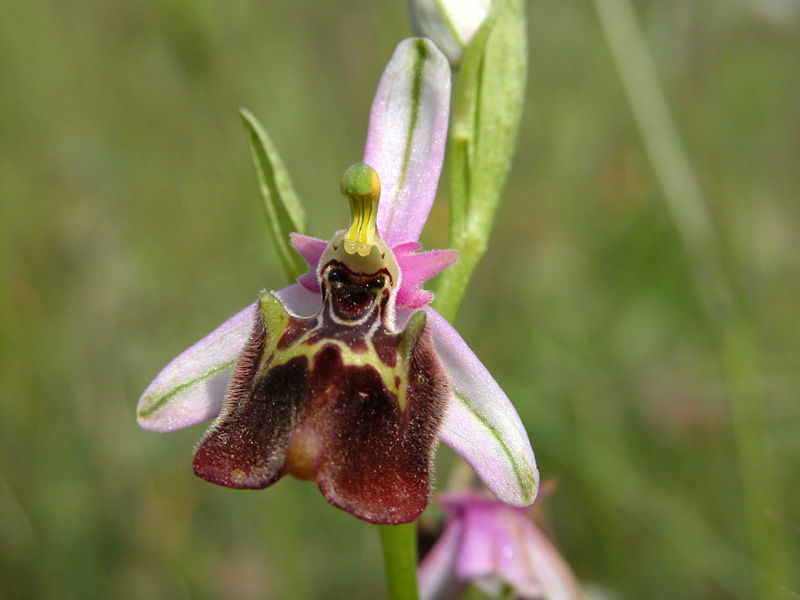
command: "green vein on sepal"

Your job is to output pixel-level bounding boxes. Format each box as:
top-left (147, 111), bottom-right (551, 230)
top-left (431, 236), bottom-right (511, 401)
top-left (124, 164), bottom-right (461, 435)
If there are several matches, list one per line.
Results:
top-left (240, 108), bottom-right (307, 284)
top-left (137, 360), bottom-right (235, 420)
top-left (397, 38), bottom-right (430, 197)
top-left (453, 389), bottom-right (538, 504)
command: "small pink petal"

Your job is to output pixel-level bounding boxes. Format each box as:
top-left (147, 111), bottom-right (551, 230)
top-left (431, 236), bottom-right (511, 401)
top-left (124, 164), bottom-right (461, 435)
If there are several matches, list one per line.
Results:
top-left (363, 38), bottom-right (451, 247)
top-left (297, 270), bottom-right (319, 293)
top-left (396, 287), bottom-right (434, 309)
top-left (448, 496), bottom-right (540, 596)
top-left (395, 249), bottom-right (457, 308)
top-left (290, 232), bottom-right (327, 293)
top-left (392, 241), bottom-right (422, 256)
top-left (397, 249), bottom-right (458, 289)
top-left (456, 502), bottom-right (503, 585)
top-left (289, 232), bottom-right (327, 267)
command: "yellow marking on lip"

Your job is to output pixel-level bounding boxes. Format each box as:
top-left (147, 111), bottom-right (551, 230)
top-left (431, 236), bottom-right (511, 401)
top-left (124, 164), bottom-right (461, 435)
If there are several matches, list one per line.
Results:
top-left (258, 330), bottom-right (408, 411)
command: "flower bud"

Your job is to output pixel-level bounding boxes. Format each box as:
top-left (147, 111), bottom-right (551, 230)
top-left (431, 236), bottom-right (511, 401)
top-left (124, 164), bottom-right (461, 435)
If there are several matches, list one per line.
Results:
top-left (408, 0), bottom-right (492, 67)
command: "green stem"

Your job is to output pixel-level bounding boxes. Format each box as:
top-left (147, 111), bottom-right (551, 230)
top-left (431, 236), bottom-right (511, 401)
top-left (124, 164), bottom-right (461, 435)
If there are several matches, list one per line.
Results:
top-left (378, 523), bottom-right (420, 600)
top-left (431, 235), bottom-right (484, 322)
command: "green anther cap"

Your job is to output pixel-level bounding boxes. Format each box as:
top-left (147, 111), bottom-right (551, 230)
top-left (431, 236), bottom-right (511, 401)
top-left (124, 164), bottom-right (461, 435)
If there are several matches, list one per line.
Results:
top-left (340, 162), bottom-right (381, 257)
top-left (319, 162), bottom-right (397, 284)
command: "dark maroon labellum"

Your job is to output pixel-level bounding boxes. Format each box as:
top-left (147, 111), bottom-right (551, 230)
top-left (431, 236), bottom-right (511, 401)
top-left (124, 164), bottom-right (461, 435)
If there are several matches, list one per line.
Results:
top-left (193, 261), bottom-right (449, 524)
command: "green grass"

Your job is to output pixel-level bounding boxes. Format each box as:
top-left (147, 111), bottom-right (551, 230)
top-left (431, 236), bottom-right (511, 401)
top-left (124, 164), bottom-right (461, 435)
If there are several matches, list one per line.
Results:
top-left (1, 1), bottom-right (799, 598)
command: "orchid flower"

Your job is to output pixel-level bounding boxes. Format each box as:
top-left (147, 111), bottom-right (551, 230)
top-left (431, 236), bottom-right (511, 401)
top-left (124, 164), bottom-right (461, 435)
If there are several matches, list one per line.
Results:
top-left (419, 492), bottom-right (585, 600)
top-left (137, 38), bottom-right (537, 524)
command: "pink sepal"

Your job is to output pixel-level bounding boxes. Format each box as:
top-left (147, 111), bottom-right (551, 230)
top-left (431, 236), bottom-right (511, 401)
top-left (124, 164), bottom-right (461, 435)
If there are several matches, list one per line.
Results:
top-left (136, 284), bottom-right (321, 432)
top-left (424, 308), bottom-right (539, 507)
top-left (363, 38), bottom-right (451, 247)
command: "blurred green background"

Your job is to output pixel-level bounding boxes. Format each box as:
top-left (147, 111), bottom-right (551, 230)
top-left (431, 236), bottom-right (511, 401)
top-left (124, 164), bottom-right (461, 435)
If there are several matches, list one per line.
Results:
top-left (1, 1), bottom-right (799, 599)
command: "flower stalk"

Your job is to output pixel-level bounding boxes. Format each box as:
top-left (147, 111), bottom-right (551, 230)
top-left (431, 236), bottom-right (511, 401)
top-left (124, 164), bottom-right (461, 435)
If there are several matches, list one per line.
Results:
top-left (380, 523), bottom-right (421, 600)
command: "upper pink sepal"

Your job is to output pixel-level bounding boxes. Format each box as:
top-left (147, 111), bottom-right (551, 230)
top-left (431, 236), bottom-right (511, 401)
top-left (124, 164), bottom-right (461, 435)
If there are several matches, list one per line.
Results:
top-left (363, 38), bottom-right (451, 247)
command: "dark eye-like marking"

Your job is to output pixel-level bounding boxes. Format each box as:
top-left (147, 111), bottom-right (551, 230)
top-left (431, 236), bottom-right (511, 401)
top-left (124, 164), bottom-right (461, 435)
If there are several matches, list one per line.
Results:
top-left (369, 275), bottom-right (385, 291)
top-left (327, 268), bottom-right (343, 285)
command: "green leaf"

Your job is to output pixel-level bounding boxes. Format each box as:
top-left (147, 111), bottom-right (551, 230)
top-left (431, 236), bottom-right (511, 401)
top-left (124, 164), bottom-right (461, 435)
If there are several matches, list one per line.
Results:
top-left (240, 108), bottom-right (307, 283)
top-left (446, 1), bottom-right (499, 244)
top-left (435, 0), bottom-right (528, 321)
top-left (468, 0), bottom-right (527, 235)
